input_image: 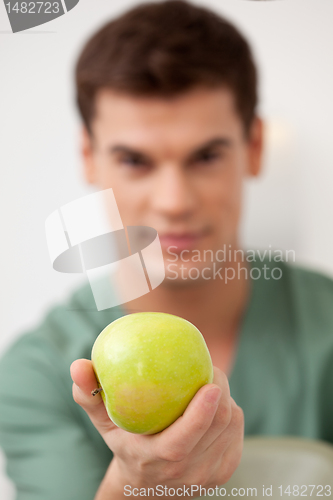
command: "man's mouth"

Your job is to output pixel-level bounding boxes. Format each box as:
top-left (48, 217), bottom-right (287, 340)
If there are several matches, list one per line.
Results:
top-left (158, 231), bottom-right (208, 252)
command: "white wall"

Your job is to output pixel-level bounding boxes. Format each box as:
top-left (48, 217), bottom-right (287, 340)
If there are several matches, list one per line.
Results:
top-left (0, 0), bottom-right (333, 497)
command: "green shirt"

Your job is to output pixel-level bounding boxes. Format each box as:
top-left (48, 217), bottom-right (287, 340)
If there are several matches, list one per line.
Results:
top-left (1, 259), bottom-right (333, 499)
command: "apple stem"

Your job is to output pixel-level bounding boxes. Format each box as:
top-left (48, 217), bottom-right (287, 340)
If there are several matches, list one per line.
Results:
top-left (91, 387), bottom-right (103, 396)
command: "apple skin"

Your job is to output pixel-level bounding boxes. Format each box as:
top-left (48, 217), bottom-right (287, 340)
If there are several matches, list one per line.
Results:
top-left (91, 312), bottom-right (213, 435)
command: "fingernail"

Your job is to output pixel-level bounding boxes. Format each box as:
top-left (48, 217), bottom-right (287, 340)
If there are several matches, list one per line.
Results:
top-left (74, 383), bottom-right (85, 397)
top-left (205, 387), bottom-right (221, 404)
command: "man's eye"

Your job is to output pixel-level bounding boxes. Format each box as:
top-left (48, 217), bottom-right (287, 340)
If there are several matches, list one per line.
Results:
top-left (196, 151), bottom-right (220, 164)
top-left (120, 156), bottom-right (146, 167)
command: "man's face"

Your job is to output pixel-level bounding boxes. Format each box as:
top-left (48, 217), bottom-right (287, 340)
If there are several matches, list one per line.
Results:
top-left (82, 87), bottom-right (263, 285)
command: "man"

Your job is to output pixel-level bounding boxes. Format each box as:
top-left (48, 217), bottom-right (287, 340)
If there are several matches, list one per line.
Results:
top-left (1, 1), bottom-right (333, 499)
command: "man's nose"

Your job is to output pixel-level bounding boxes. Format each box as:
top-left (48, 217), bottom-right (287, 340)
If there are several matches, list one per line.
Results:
top-left (150, 163), bottom-right (197, 220)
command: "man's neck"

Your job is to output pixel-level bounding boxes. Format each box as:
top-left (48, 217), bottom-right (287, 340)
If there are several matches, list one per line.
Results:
top-left (122, 257), bottom-right (250, 343)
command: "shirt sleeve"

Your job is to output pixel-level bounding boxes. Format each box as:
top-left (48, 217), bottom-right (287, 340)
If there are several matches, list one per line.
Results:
top-left (0, 331), bottom-right (113, 500)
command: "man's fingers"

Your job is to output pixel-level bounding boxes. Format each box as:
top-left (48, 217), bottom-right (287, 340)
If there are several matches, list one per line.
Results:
top-left (191, 398), bottom-right (244, 488)
top-left (193, 368), bottom-right (232, 454)
top-left (154, 383), bottom-right (221, 461)
top-left (70, 359), bottom-right (102, 402)
top-left (70, 359), bottom-right (116, 434)
top-left (212, 367), bottom-right (230, 397)
top-left (211, 399), bottom-right (244, 485)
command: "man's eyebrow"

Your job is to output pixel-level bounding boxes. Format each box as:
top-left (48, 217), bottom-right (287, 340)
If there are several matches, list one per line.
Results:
top-left (109, 145), bottom-right (150, 158)
top-left (188, 137), bottom-right (232, 160)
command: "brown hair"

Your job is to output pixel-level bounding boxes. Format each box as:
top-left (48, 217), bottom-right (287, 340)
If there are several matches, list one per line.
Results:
top-left (75, 0), bottom-right (258, 135)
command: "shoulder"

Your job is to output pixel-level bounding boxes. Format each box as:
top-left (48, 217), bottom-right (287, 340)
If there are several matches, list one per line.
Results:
top-left (257, 257), bottom-right (333, 362)
top-left (248, 253), bottom-right (333, 342)
top-left (0, 282), bottom-right (123, 409)
top-left (0, 283), bottom-right (96, 374)
top-left (287, 261), bottom-right (333, 298)
top-left (279, 260), bottom-right (333, 331)
top-left (0, 284), bottom-right (90, 416)
top-left (252, 253), bottom-right (333, 314)
top-left (0, 282), bottom-right (123, 373)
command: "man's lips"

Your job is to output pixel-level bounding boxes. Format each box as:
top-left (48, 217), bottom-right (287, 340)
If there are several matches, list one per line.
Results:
top-left (158, 233), bottom-right (205, 252)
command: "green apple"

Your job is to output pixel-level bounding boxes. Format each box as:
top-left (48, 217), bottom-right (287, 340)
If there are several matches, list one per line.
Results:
top-left (91, 312), bottom-right (213, 435)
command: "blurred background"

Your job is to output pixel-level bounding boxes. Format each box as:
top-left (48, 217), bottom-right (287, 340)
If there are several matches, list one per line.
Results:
top-left (1, 0), bottom-right (333, 497)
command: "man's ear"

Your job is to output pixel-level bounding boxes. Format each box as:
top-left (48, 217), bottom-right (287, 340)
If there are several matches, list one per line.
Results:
top-left (81, 126), bottom-right (96, 185)
top-left (246, 116), bottom-right (264, 178)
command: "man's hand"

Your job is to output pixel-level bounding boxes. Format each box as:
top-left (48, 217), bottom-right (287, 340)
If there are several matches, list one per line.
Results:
top-left (70, 359), bottom-right (244, 499)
